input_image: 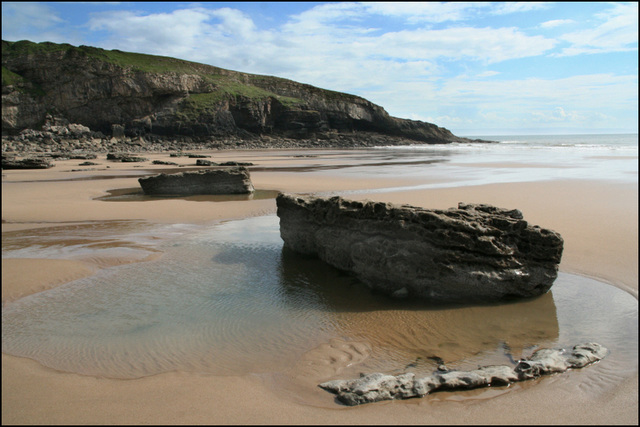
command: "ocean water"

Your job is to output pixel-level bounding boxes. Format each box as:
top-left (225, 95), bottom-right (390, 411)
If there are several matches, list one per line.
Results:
top-left (1, 133), bottom-right (638, 403)
top-left (353, 133), bottom-right (638, 189)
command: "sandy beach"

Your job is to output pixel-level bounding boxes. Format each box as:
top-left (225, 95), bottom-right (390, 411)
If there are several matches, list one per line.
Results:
top-left (2, 149), bottom-right (638, 425)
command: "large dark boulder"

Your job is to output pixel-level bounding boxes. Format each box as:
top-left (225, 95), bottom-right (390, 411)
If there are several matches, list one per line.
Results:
top-left (138, 167), bottom-right (254, 195)
top-left (276, 193), bottom-right (564, 302)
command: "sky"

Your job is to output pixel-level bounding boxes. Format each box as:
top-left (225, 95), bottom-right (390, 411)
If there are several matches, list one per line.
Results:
top-left (2, 2), bottom-right (638, 136)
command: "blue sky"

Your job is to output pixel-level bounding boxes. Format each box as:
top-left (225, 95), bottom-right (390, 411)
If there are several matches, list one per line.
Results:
top-left (2, 2), bottom-right (638, 135)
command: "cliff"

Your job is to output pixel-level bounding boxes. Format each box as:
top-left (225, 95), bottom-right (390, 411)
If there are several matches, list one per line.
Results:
top-left (2, 40), bottom-right (478, 146)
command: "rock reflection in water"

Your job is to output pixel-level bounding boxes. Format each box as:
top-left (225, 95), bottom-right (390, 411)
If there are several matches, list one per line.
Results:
top-left (96, 187), bottom-right (280, 202)
top-left (278, 247), bottom-right (560, 376)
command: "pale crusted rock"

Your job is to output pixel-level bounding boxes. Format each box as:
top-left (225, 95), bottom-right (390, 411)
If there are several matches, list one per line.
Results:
top-left (276, 193), bottom-right (564, 302)
top-left (138, 167), bottom-right (254, 195)
top-left (319, 343), bottom-right (607, 405)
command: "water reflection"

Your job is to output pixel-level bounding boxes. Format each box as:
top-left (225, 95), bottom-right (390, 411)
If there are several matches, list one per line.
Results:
top-left (277, 246), bottom-right (560, 373)
top-left (95, 188), bottom-right (280, 202)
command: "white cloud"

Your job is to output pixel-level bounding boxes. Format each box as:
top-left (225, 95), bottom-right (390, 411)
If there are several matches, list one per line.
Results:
top-left (84, 4), bottom-right (556, 90)
top-left (209, 8), bottom-right (257, 38)
top-left (490, 2), bottom-right (550, 15)
top-left (88, 8), bottom-right (221, 58)
top-left (555, 2), bottom-right (638, 56)
top-left (359, 2), bottom-right (485, 23)
top-left (1, 2), bottom-right (74, 43)
top-left (372, 27), bottom-right (555, 63)
top-left (529, 106), bottom-right (613, 124)
top-left (477, 71), bottom-right (500, 77)
top-left (367, 72), bottom-right (637, 132)
top-left (539, 19), bottom-right (575, 29)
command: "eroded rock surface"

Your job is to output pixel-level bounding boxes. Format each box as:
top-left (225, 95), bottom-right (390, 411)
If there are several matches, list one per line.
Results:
top-left (138, 167), bottom-right (254, 195)
top-left (319, 343), bottom-right (608, 406)
top-left (276, 193), bottom-right (564, 302)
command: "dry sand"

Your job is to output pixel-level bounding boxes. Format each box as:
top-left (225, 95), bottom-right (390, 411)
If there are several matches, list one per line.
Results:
top-left (2, 149), bottom-right (638, 424)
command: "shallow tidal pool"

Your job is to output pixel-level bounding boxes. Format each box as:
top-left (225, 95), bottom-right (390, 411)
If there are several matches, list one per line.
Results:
top-left (2, 215), bottom-right (637, 402)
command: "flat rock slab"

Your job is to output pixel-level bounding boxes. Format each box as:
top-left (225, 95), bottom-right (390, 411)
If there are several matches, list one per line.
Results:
top-left (276, 193), bottom-right (563, 302)
top-left (319, 342), bottom-right (608, 406)
top-left (2, 157), bottom-right (54, 169)
top-left (138, 167), bottom-right (254, 195)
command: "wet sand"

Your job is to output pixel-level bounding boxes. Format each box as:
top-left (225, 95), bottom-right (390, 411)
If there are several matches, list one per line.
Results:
top-left (2, 149), bottom-right (638, 424)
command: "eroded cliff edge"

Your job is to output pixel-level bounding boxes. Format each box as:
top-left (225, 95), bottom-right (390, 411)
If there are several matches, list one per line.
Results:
top-left (2, 40), bottom-right (487, 148)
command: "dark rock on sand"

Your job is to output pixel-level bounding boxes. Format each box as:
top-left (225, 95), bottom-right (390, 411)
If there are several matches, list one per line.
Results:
top-left (195, 159), bottom-right (218, 166)
top-left (2, 156), bottom-right (54, 169)
top-left (195, 159), bottom-right (254, 167)
top-left (319, 342), bottom-right (607, 406)
top-left (276, 193), bottom-right (564, 302)
top-left (151, 160), bottom-right (179, 166)
top-left (138, 167), bottom-right (254, 195)
top-left (107, 153), bottom-right (149, 162)
top-left (219, 161), bottom-right (254, 166)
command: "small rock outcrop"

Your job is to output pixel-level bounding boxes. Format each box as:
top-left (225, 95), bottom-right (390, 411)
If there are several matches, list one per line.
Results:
top-left (319, 342), bottom-right (608, 406)
top-left (138, 167), bottom-right (254, 195)
top-left (276, 193), bottom-right (564, 302)
top-left (2, 156), bottom-right (54, 169)
top-left (107, 153), bottom-right (149, 162)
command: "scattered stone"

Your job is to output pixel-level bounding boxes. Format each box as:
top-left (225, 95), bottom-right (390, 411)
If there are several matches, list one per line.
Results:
top-left (69, 153), bottom-right (98, 160)
top-left (106, 153), bottom-right (149, 162)
top-left (138, 167), bottom-right (254, 195)
top-left (152, 160), bottom-right (179, 165)
top-left (78, 161), bottom-right (100, 166)
top-left (276, 193), bottom-right (564, 302)
top-left (219, 161), bottom-right (254, 166)
top-left (319, 343), bottom-right (608, 406)
top-left (188, 154), bottom-right (211, 158)
top-left (195, 159), bottom-right (218, 166)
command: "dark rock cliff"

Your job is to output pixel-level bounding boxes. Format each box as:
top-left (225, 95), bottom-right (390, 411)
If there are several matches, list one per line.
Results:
top-left (2, 40), bottom-right (479, 145)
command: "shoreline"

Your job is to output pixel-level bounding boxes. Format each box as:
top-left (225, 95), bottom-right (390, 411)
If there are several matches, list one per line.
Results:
top-left (2, 149), bottom-right (638, 425)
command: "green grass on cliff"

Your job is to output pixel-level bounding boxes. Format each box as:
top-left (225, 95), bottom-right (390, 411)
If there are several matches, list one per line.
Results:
top-left (2, 65), bottom-right (46, 96)
top-left (3, 40), bottom-right (308, 107)
top-left (177, 88), bottom-right (303, 121)
top-left (3, 40), bottom-right (220, 75)
top-left (1, 66), bottom-right (25, 86)
top-left (3, 39), bottom-right (366, 119)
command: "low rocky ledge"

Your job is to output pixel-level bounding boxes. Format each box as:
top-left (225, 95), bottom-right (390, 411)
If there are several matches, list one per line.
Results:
top-left (2, 156), bottom-right (54, 169)
top-left (319, 342), bottom-right (608, 406)
top-left (276, 193), bottom-right (564, 302)
top-left (138, 167), bottom-right (254, 195)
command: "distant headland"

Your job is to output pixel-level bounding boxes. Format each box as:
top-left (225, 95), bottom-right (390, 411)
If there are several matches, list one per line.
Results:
top-left (2, 40), bottom-right (492, 151)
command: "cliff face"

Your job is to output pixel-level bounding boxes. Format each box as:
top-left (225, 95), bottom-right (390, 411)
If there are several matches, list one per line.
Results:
top-left (2, 40), bottom-right (468, 144)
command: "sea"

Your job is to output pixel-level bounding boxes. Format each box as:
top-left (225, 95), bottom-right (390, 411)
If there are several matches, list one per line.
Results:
top-left (1, 133), bottom-right (638, 404)
top-left (363, 133), bottom-right (638, 189)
